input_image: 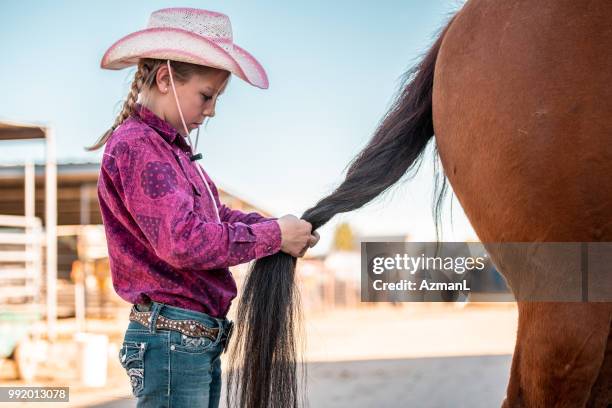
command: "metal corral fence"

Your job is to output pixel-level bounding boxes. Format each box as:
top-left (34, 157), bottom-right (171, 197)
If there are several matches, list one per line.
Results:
top-left (0, 214), bottom-right (45, 380)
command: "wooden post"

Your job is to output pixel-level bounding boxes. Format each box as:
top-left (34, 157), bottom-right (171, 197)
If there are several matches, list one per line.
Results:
top-left (45, 126), bottom-right (58, 340)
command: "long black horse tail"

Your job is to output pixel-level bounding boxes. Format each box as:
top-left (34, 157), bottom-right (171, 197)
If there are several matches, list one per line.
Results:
top-left (303, 13), bottom-right (457, 235)
top-left (226, 14), bottom-right (456, 408)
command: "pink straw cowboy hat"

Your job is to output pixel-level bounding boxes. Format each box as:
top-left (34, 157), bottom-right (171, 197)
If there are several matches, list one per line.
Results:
top-left (100, 7), bottom-right (269, 89)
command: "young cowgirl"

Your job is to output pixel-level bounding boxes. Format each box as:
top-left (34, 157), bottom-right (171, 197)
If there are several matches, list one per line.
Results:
top-left (90, 7), bottom-right (319, 407)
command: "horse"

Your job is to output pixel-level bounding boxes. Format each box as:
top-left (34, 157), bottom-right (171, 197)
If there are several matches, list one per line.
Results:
top-left (227, 1), bottom-right (612, 406)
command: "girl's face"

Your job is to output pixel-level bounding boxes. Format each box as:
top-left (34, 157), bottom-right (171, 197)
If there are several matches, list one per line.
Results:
top-left (153, 65), bottom-right (230, 136)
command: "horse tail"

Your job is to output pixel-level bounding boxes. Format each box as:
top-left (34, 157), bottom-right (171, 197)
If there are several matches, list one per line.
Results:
top-left (304, 13), bottom-right (457, 238)
top-left (226, 14), bottom-right (457, 408)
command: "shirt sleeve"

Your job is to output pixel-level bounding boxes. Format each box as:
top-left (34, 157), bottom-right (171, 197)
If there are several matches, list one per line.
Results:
top-left (103, 136), bottom-right (282, 270)
top-left (219, 204), bottom-right (276, 224)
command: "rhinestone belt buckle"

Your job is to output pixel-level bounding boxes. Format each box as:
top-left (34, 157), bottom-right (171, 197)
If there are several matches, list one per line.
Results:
top-left (223, 321), bottom-right (234, 354)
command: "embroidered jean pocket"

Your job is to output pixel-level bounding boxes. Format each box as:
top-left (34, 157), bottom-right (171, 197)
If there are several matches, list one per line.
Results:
top-left (171, 332), bottom-right (216, 354)
top-left (118, 341), bottom-right (146, 397)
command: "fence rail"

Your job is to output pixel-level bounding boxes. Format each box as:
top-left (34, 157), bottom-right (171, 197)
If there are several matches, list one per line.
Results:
top-left (0, 215), bottom-right (43, 304)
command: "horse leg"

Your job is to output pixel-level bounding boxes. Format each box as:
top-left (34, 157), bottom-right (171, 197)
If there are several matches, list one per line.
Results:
top-left (502, 302), bottom-right (611, 407)
top-left (586, 317), bottom-right (612, 407)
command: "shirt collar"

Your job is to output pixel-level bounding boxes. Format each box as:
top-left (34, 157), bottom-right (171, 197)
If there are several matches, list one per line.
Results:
top-left (133, 103), bottom-right (191, 152)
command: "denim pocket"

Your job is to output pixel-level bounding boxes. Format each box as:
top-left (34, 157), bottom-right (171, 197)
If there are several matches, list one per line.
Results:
top-left (170, 332), bottom-right (216, 354)
top-left (119, 341), bottom-right (147, 397)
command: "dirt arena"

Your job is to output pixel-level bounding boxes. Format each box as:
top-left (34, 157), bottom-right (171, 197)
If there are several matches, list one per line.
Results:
top-left (25, 303), bottom-right (517, 408)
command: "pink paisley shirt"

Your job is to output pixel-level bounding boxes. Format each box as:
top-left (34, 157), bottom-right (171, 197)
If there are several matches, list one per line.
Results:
top-left (97, 103), bottom-right (282, 318)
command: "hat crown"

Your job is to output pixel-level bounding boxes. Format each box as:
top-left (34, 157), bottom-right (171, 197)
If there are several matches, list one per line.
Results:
top-left (147, 8), bottom-right (233, 50)
top-left (101, 7), bottom-right (269, 89)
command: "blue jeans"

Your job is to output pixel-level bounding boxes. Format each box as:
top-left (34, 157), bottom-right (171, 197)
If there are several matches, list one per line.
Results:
top-left (118, 301), bottom-right (232, 407)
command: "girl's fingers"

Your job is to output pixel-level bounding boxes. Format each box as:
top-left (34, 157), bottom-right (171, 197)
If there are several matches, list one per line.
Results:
top-left (308, 231), bottom-right (320, 248)
top-left (307, 236), bottom-right (315, 248)
top-left (298, 242), bottom-right (309, 257)
top-left (296, 231), bottom-right (320, 257)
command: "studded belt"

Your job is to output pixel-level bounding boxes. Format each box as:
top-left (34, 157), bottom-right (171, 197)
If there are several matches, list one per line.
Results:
top-left (128, 305), bottom-right (235, 354)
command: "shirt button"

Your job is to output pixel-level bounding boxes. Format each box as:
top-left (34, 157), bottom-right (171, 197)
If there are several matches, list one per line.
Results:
top-left (267, 245), bottom-right (272, 251)
top-left (170, 345), bottom-right (175, 351)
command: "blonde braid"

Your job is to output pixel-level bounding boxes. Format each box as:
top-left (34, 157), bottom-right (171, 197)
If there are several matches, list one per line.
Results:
top-left (85, 60), bottom-right (151, 151)
top-left (112, 61), bottom-right (150, 130)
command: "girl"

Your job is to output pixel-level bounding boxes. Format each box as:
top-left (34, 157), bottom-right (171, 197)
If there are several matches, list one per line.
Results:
top-left (89, 7), bottom-right (319, 407)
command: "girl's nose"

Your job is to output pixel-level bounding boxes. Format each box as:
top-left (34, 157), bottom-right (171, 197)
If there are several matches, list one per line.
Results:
top-left (204, 104), bottom-right (216, 118)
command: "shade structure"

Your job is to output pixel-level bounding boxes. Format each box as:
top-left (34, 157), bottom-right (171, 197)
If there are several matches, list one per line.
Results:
top-left (0, 120), bottom-right (46, 141)
top-left (0, 118), bottom-right (57, 340)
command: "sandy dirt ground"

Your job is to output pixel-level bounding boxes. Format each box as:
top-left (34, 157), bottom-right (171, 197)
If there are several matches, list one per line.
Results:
top-left (0, 303), bottom-right (518, 407)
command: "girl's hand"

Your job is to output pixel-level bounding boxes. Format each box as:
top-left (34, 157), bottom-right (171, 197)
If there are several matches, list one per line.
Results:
top-left (277, 215), bottom-right (313, 258)
top-left (296, 230), bottom-right (320, 257)
top-left (307, 230), bottom-right (320, 248)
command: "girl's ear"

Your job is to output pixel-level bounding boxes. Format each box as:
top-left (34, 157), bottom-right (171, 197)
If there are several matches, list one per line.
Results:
top-left (155, 65), bottom-right (171, 92)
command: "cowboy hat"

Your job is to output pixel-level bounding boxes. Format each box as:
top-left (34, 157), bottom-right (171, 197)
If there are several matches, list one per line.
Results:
top-left (100, 7), bottom-right (269, 89)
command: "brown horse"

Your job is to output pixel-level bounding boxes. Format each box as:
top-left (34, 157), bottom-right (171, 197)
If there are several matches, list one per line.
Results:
top-left (434, 1), bottom-right (611, 406)
top-left (229, 1), bottom-right (611, 407)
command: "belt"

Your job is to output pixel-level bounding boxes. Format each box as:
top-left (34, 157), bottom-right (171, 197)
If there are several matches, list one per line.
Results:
top-left (129, 304), bottom-right (234, 353)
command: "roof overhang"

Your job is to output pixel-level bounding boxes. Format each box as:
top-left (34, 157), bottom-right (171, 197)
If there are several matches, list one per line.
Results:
top-left (0, 120), bottom-right (47, 141)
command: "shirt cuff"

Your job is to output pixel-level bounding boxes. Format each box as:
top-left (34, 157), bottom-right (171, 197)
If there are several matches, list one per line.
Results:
top-left (250, 219), bottom-right (282, 259)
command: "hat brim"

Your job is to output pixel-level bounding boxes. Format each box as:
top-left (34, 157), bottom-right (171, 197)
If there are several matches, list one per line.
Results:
top-left (100, 27), bottom-right (269, 89)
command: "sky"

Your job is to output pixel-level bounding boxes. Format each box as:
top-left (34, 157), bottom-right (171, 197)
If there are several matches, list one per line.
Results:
top-left (0, 0), bottom-right (475, 255)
